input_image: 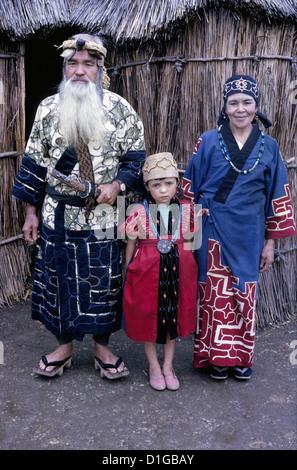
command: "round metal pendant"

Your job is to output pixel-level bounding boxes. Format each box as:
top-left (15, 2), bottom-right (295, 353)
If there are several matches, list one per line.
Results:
top-left (157, 239), bottom-right (172, 254)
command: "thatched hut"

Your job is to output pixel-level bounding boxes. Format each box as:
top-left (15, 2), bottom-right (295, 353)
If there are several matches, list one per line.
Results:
top-left (0, 0), bottom-right (296, 327)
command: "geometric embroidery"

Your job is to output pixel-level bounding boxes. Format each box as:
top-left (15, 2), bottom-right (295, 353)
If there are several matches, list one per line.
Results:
top-left (194, 239), bottom-right (256, 367)
top-left (266, 184), bottom-right (296, 235)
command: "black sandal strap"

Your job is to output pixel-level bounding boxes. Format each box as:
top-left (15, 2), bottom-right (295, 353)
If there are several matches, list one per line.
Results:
top-left (96, 356), bottom-right (123, 370)
top-left (41, 355), bottom-right (71, 368)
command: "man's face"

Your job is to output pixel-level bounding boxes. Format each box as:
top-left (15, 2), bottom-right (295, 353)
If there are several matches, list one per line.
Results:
top-left (65, 49), bottom-right (99, 84)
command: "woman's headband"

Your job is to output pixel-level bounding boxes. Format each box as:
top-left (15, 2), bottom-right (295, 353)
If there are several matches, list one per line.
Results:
top-left (218, 75), bottom-right (272, 128)
top-left (223, 75), bottom-right (259, 104)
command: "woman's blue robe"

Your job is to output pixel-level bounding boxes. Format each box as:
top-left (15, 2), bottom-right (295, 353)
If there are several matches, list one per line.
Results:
top-left (182, 123), bottom-right (296, 368)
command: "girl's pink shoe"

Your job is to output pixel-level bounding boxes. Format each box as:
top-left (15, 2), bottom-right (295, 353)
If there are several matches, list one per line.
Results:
top-left (164, 373), bottom-right (180, 390)
top-left (149, 371), bottom-right (166, 391)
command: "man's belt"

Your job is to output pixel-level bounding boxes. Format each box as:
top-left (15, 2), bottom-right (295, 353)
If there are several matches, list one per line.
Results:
top-left (49, 168), bottom-right (101, 199)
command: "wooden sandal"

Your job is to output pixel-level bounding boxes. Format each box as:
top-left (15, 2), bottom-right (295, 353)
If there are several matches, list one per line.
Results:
top-left (33, 355), bottom-right (72, 377)
top-left (94, 356), bottom-right (130, 380)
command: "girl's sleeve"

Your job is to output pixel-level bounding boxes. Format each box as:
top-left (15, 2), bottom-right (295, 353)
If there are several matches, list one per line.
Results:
top-left (118, 204), bottom-right (147, 239)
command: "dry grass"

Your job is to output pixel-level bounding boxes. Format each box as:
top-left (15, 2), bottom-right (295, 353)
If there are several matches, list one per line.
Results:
top-left (0, 40), bottom-right (31, 306)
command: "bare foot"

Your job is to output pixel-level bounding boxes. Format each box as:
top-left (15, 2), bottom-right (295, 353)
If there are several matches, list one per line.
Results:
top-left (39, 343), bottom-right (74, 372)
top-left (94, 343), bottom-right (127, 374)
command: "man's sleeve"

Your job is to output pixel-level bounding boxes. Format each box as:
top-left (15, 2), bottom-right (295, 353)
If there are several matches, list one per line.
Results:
top-left (116, 100), bottom-right (146, 190)
top-left (12, 102), bottom-right (49, 206)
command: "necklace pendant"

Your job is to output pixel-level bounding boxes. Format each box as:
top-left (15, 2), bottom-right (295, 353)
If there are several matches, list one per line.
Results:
top-left (157, 239), bottom-right (172, 254)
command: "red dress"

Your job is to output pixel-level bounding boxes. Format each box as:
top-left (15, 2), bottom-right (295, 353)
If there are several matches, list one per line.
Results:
top-left (119, 199), bottom-right (199, 343)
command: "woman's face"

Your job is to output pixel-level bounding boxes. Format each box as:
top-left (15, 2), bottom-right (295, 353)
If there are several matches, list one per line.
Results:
top-left (225, 93), bottom-right (258, 132)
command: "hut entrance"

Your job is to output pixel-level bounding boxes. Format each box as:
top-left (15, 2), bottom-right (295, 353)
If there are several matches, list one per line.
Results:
top-left (24, 28), bottom-right (76, 139)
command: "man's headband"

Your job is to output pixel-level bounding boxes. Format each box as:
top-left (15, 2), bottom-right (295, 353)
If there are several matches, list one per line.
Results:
top-left (58, 38), bottom-right (107, 59)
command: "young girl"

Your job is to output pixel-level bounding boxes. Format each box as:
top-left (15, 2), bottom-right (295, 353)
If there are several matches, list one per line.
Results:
top-left (119, 152), bottom-right (199, 390)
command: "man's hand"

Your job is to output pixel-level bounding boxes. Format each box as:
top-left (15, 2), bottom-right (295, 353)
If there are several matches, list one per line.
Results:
top-left (95, 181), bottom-right (121, 205)
top-left (22, 205), bottom-right (40, 243)
top-left (259, 239), bottom-right (275, 273)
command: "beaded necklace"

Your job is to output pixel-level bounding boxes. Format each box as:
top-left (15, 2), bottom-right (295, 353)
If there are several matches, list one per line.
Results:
top-left (143, 199), bottom-right (182, 254)
top-left (218, 130), bottom-right (265, 174)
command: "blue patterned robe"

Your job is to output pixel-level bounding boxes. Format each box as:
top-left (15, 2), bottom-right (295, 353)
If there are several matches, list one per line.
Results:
top-left (12, 90), bottom-right (146, 341)
top-left (182, 122), bottom-right (296, 368)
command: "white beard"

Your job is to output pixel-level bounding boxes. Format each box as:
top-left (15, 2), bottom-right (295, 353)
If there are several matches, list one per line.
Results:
top-left (58, 76), bottom-right (106, 147)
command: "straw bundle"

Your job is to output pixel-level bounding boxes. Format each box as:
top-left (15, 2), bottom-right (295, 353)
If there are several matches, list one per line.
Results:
top-left (0, 40), bottom-right (31, 306)
top-left (0, 0), bottom-right (70, 39)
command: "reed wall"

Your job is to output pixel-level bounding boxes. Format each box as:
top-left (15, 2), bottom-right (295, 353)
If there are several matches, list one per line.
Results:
top-left (0, 40), bottom-right (31, 307)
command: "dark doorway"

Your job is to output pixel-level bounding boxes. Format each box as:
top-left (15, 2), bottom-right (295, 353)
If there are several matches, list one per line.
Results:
top-left (24, 27), bottom-right (78, 139)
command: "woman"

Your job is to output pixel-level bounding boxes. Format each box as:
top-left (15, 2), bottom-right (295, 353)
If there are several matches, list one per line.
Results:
top-left (182, 75), bottom-right (296, 380)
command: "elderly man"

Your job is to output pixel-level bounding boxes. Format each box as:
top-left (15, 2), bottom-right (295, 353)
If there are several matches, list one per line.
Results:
top-left (12, 34), bottom-right (146, 378)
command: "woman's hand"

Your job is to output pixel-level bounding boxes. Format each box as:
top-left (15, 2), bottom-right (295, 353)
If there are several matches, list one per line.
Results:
top-left (259, 239), bottom-right (275, 273)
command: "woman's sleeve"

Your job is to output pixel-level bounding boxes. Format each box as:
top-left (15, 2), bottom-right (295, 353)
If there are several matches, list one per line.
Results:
top-left (265, 142), bottom-right (296, 239)
top-left (181, 136), bottom-right (206, 203)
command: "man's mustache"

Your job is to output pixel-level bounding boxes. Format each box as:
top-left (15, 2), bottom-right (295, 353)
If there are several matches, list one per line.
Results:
top-left (70, 76), bottom-right (90, 83)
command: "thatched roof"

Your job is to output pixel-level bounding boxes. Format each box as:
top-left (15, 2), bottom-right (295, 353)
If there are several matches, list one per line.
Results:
top-left (71, 0), bottom-right (297, 42)
top-left (1, 0), bottom-right (297, 42)
top-left (0, 0), bottom-right (70, 39)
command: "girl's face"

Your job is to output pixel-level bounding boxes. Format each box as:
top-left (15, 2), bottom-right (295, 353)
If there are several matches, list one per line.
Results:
top-left (146, 177), bottom-right (178, 205)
